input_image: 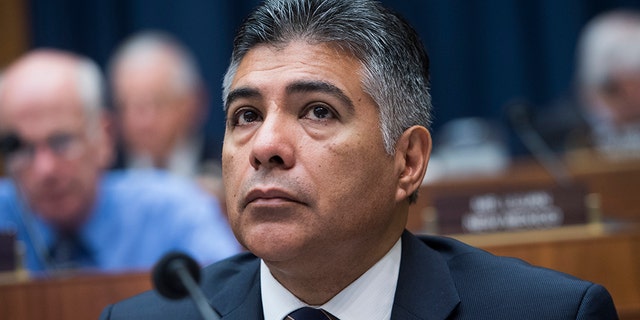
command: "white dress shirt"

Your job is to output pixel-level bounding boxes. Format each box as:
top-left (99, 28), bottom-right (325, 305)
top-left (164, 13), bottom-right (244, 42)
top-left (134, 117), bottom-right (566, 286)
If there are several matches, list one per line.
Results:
top-left (261, 238), bottom-right (402, 320)
top-left (127, 136), bottom-right (202, 178)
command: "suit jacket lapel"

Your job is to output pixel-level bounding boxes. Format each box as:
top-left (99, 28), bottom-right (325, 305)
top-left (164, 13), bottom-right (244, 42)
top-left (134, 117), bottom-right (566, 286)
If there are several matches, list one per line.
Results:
top-left (205, 254), bottom-right (264, 320)
top-left (391, 231), bottom-right (460, 320)
top-left (219, 280), bottom-right (263, 320)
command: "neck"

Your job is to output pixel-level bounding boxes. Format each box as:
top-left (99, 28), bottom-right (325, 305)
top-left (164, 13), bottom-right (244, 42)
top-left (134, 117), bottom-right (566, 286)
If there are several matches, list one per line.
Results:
top-left (266, 228), bottom-right (404, 305)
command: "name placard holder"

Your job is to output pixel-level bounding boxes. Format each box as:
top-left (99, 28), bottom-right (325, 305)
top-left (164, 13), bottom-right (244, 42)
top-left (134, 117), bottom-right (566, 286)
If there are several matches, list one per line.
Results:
top-left (428, 183), bottom-right (595, 235)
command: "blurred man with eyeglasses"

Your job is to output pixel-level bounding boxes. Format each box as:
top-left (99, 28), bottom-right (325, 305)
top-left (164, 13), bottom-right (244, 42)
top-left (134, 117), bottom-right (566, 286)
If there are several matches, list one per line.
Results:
top-left (0, 49), bottom-right (239, 273)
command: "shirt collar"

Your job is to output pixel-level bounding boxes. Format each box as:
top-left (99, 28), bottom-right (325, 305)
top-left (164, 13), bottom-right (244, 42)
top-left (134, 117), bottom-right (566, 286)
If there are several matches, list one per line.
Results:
top-left (166, 136), bottom-right (202, 177)
top-left (126, 136), bottom-right (202, 178)
top-left (261, 238), bottom-right (402, 320)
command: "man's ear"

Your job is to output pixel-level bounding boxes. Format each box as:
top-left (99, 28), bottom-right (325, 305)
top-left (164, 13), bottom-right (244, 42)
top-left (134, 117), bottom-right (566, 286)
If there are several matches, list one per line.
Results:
top-left (394, 126), bottom-right (432, 202)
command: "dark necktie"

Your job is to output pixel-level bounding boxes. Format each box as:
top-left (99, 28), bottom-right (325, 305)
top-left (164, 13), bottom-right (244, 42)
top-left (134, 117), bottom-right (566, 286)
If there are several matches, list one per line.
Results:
top-left (285, 307), bottom-right (339, 320)
top-left (49, 234), bottom-right (95, 269)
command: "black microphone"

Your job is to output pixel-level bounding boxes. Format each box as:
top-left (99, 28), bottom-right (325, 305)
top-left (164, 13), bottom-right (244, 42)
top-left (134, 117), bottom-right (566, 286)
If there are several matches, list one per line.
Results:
top-left (152, 252), bottom-right (221, 320)
top-left (506, 101), bottom-right (572, 187)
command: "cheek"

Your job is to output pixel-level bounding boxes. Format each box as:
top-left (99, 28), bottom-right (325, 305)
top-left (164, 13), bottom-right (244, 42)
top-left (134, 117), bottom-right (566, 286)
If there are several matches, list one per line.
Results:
top-left (221, 150), bottom-right (242, 210)
top-left (221, 147), bottom-right (237, 184)
top-left (315, 137), bottom-right (395, 205)
top-left (74, 149), bottom-right (102, 183)
top-left (323, 133), bottom-right (390, 176)
top-left (165, 111), bottom-right (186, 131)
top-left (153, 116), bottom-right (176, 136)
top-left (15, 171), bottom-right (38, 193)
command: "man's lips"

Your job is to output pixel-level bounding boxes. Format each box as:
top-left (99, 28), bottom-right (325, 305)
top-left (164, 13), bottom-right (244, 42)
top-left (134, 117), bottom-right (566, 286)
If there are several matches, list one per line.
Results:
top-left (36, 192), bottom-right (70, 205)
top-left (243, 188), bottom-right (305, 208)
top-left (35, 187), bottom-right (69, 201)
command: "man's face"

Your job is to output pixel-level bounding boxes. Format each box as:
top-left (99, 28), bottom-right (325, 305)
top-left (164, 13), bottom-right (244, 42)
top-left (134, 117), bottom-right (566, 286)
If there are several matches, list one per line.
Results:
top-left (0, 64), bottom-right (108, 230)
top-left (604, 73), bottom-right (640, 125)
top-left (112, 54), bottom-right (198, 165)
top-left (223, 41), bottom-right (404, 265)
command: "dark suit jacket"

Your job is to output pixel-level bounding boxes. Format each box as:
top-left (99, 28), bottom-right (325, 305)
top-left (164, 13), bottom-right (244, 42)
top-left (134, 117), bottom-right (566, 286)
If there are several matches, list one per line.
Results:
top-left (101, 231), bottom-right (618, 319)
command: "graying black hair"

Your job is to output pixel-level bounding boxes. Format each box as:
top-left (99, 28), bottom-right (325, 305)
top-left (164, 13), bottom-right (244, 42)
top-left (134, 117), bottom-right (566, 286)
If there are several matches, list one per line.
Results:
top-left (223, 0), bottom-right (432, 202)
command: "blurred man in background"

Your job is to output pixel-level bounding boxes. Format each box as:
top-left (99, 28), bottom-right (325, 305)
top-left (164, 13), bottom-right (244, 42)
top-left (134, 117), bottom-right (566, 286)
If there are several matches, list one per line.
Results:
top-left (575, 9), bottom-right (640, 159)
top-left (532, 9), bottom-right (640, 161)
top-left (0, 49), bottom-right (238, 272)
top-left (108, 32), bottom-right (224, 198)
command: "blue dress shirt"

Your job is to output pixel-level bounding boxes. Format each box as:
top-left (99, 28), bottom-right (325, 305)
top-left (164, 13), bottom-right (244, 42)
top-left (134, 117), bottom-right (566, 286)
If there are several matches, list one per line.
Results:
top-left (0, 169), bottom-right (239, 273)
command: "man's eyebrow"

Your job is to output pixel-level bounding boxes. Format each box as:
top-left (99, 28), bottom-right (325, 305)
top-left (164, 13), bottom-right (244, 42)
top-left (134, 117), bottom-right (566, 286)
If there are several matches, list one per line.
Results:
top-left (225, 87), bottom-right (262, 111)
top-left (225, 80), bottom-right (355, 112)
top-left (287, 80), bottom-right (354, 112)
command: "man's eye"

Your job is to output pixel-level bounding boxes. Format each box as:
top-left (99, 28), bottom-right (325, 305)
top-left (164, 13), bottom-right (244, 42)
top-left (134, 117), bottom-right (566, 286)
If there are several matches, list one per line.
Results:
top-left (233, 109), bottom-right (262, 126)
top-left (304, 105), bottom-right (335, 120)
top-left (0, 133), bottom-right (23, 154)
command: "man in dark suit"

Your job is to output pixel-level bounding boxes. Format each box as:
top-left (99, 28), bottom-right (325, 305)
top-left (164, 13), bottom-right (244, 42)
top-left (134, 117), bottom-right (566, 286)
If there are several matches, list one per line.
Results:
top-left (101, 0), bottom-right (619, 319)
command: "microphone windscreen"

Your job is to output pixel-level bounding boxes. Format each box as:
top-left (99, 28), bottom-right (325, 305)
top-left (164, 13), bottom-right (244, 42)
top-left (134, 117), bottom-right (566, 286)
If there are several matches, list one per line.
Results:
top-left (152, 251), bottom-right (201, 300)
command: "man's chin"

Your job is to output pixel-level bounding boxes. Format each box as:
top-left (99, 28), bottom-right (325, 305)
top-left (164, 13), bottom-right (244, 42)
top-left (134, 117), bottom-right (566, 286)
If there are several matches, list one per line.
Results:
top-left (243, 227), bottom-right (311, 262)
top-left (34, 202), bottom-right (86, 230)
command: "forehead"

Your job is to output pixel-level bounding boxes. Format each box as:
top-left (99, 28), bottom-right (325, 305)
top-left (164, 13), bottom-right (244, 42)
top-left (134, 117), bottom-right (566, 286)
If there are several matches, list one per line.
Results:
top-left (113, 52), bottom-right (176, 92)
top-left (230, 41), bottom-right (365, 99)
top-left (0, 70), bottom-right (87, 138)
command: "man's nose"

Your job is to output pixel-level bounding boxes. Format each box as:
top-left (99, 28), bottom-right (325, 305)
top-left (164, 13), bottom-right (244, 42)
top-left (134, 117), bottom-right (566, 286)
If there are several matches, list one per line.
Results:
top-left (249, 113), bottom-right (296, 170)
top-left (125, 101), bottom-right (160, 127)
top-left (30, 146), bottom-right (58, 175)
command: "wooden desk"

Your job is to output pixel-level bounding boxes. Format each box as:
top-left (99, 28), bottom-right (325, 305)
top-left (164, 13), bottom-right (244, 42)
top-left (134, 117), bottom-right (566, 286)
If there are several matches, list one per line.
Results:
top-left (0, 271), bottom-right (152, 320)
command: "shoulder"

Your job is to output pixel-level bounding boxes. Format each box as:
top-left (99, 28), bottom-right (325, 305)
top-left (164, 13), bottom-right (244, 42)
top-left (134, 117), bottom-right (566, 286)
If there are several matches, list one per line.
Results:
top-left (417, 234), bottom-right (589, 288)
top-left (0, 179), bottom-right (19, 217)
top-left (405, 233), bottom-right (618, 318)
top-left (103, 169), bottom-right (203, 193)
top-left (101, 253), bottom-right (260, 320)
top-left (101, 169), bottom-right (219, 209)
top-left (94, 170), bottom-right (229, 244)
top-left (0, 178), bottom-right (16, 197)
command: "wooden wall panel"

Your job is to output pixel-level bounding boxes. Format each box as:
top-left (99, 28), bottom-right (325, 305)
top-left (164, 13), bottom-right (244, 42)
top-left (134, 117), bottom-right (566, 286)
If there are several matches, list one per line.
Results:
top-left (0, 0), bottom-right (28, 69)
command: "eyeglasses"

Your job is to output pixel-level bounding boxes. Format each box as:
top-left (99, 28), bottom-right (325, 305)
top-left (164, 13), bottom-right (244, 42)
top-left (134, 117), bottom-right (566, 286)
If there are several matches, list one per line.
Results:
top-left (0, 132), bottom-right (86, 172)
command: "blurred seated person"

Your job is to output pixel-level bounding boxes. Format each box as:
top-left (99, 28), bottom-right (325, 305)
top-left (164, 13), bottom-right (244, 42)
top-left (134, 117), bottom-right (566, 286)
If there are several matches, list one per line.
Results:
top-left (532, 9), bottom-right (640, 161)
top-left (0, 49), bottom-right (239, 273)
top-left (108, 32), bottom-right (224, 194)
